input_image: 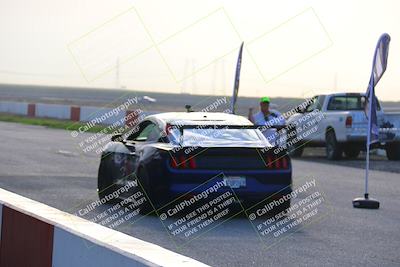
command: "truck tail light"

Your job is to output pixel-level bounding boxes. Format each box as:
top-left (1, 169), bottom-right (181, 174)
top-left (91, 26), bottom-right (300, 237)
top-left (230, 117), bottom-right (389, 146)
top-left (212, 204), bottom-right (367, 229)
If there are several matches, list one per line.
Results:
top-left (345, 116), bottom-right (352, 128)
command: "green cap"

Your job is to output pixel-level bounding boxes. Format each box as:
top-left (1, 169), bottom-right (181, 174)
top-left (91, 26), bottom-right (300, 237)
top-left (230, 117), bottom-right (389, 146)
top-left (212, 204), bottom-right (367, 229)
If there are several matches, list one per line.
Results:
top-left (260, 96), bottom-right (270, 103)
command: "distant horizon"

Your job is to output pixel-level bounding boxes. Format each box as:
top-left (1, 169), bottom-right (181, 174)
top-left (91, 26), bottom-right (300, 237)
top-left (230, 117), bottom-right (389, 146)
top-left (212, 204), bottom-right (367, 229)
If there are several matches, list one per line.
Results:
top-left (1, 81), bottom-right (400, 104)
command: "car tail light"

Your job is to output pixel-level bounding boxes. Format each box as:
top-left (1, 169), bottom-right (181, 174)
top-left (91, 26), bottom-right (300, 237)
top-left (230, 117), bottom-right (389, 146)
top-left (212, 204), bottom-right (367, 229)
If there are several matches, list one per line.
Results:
top-left (275, 157), bottom-right (281, 168)
top-left (170, 157), bottom-right (178, 168)
top-left (165, 123), bottom-right (172, 135)
top-left (266, 155), bottom-right (273, 168)
top-left (170, 155), bottom-right (197, 169)
top-left (188, 157), bottom-right (197, 169)
top-left (281, 157), bottom-right (288, 169)
top-left (179, 155), bottom-right (187, 169)
top-left (345, 116), bottom-right (352, 128)
top-left (264, 154), bottom-right (289, 169)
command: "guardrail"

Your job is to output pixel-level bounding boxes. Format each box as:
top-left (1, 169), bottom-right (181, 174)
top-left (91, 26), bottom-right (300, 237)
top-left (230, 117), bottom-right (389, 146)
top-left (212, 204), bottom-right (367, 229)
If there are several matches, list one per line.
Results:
top-left (0, 188), bottom-right (209, 267)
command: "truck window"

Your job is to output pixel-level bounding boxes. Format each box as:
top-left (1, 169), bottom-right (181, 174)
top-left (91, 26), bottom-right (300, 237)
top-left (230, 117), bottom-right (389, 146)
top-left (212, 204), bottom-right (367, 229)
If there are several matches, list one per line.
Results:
top-left (305, 96), bottom-right (321, 112)
top-left (347, 97), bottom-right (360, 109)
top-left (327, 96), bottom-right (381, 111)
top-left (327, 96), bottom-right (347, 110)
top-left (360, 96), bottom-right (381, 111)
top-left (318, 95), bottom-right (326, 109)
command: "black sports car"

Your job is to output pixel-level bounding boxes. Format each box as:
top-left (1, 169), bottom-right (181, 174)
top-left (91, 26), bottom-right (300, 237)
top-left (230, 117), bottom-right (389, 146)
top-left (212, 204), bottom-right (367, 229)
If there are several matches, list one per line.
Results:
top-left (97, 112), bottom-right (292, 212)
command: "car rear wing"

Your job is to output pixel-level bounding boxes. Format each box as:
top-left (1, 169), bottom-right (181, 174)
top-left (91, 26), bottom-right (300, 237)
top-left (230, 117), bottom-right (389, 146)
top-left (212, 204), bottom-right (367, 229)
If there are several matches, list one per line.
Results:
top-left (168, 124), bottom-right (285, 133)
top-left (167, 124), bottom-right (288, 145)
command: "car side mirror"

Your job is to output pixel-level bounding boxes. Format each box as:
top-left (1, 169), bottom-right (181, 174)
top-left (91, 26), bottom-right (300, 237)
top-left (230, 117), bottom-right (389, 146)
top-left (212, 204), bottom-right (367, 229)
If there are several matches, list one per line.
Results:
top-left (111, 133), bottom-right (124, 142)
top-left (297, 106), bottom-right (305, 113)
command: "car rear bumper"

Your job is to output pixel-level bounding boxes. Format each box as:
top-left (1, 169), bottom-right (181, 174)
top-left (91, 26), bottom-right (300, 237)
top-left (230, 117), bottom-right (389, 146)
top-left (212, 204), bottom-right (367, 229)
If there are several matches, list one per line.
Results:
top-left (166, 169), bottom-right (292, 201)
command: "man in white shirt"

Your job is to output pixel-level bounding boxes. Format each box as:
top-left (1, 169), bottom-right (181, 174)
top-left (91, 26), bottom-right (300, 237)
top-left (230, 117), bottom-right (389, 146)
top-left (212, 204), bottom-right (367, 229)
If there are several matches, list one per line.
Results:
top-left (248, 96), bottom-right (286, 145)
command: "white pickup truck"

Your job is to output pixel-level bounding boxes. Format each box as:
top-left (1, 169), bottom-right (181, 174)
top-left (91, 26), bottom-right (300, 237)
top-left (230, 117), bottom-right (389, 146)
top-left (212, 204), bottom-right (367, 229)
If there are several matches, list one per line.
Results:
top-left (286, 93), bottom-right (400, 160)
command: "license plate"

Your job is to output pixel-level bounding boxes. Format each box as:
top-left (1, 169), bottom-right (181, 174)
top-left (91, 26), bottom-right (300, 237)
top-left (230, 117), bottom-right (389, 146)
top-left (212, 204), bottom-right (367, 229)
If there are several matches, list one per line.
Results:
top-left (223, 176), bottom-right (246, 188)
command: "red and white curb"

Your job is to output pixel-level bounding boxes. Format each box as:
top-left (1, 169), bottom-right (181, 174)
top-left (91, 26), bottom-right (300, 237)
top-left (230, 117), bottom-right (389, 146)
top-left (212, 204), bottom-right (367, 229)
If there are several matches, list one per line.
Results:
top-left (0, 188), bottom-right (210, 267)
top-left (0, 101), bottom-right (152, 126)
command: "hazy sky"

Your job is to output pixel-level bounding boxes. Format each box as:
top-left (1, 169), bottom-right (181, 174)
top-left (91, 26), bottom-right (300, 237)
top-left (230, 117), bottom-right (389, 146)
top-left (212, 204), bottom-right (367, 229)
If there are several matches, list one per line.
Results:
top-left (0, 0), bottom-right (399, 100)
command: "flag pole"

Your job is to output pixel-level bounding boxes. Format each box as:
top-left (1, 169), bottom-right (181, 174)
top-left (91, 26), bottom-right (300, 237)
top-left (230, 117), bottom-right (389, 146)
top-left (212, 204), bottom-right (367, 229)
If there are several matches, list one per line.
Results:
top-left (364, 84), bottom-right (373, 200)
top-left (353, 83), bottom-right (379, 209)
top-left (352, 33), bottom-right (391, 209)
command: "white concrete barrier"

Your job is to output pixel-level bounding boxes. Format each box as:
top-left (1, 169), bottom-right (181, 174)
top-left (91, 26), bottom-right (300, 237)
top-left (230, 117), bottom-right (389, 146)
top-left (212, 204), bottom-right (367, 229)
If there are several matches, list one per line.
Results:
top-left (36, 103), bottom-right (71, 119)
top-left (0, 101), bottom-right (28, 115)
top-left (0, 101), bottom-right (163, 128)
top-left (80, 106), bottom-right (126, 125)
top-left (0, 188), bottom-right (209, 267)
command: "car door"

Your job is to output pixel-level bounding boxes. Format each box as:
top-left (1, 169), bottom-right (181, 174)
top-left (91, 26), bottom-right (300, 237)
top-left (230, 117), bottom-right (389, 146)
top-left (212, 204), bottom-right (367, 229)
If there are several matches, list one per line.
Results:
top-left (108, 120), bottom-right (156, 183)
top-left (125, 120), bottom-right (162, 171)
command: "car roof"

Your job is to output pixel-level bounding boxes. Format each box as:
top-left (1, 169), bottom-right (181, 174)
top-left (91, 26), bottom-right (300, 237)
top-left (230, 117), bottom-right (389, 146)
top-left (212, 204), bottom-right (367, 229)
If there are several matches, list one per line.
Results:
top-left (145, 112), bottom-right (253, 126)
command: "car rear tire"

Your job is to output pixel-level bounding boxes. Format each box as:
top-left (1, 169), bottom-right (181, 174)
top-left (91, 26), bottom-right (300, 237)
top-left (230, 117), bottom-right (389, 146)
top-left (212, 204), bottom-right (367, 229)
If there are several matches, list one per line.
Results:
top-left (326, 130), bottom-right (342, 160)
top-left (137, 167), bottom-right (156, 215)
top-left (97, 160), bottom-right (120, 204)
top-left (344, 147), bottom-right (361, 159)
top-left (386, 143), bottom-right (400, 160)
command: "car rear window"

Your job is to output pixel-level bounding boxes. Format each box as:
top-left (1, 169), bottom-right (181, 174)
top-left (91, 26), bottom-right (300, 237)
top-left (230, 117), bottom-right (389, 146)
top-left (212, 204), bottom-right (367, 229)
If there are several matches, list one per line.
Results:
top-left (168, 127), bottom-right (267, 145)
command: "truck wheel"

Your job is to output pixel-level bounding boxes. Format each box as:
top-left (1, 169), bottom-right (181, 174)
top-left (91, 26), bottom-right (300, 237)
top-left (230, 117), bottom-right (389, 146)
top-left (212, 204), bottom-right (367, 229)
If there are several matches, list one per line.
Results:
top-left (287, 127), bottom-right (304, 157)
top-left (344, 147), bottom-right (360, 159)
top-left (326, 131), bottom-right (342, 160)
top-left (386, 143), bottom-right (400, 160)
